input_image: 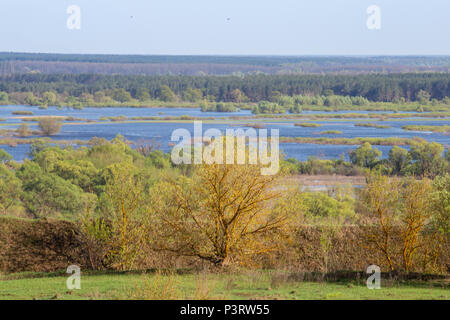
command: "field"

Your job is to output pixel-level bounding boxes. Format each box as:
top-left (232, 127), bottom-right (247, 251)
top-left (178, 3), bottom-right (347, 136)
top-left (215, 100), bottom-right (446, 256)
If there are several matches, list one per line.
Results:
top-left (0, 272), bottom-right (448, 300)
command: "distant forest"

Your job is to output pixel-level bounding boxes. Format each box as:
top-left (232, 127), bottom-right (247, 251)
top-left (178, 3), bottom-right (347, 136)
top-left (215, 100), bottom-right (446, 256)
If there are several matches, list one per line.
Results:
top-left (0, 73), bottom-right (449, 102)
top-left (0, 53), bottom-right (449, 75)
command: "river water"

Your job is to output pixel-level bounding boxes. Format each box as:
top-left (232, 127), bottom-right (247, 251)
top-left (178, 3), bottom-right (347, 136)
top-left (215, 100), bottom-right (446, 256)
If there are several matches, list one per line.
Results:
top-left (1, 106), bottom-right (448, 161)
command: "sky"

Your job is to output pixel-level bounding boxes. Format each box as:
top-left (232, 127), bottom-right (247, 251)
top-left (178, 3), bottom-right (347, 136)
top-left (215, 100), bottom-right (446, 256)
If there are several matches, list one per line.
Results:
top-left (0, 0), bottom-right (449, 55)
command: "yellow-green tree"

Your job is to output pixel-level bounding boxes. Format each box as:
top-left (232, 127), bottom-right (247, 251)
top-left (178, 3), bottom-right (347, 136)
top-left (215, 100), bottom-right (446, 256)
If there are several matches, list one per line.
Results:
top-left (361, 173), bottom-right (402, 271)
top-left (99, 162), bottom-right (146, 270)
top-left (150, 162), bottom-right (287, 267)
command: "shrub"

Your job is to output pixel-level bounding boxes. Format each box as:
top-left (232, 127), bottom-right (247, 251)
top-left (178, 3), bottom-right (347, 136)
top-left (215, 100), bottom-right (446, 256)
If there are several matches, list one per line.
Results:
top-left (38, 118), bottom-right (62, 136)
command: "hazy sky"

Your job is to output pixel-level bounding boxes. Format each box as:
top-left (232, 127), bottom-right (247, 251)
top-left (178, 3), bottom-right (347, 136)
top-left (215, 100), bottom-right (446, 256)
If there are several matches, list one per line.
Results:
top-left (1, 0), bottom-right (449, 55)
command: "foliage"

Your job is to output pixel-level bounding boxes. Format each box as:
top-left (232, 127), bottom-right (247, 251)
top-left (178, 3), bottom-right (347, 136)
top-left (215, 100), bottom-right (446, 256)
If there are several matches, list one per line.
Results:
top-left (157, 85), bottom-right (176, 102)
top-left (15, 123), bottom-right (32, 137)
top-left (38, 118), bottom-right (62, 136)
top-left (98, 162), bottom-right (147, 270)
top-left (0, 164), bottom-right (22, 215)
top-left (16, 160), bottom-right (93, 218)
top-left (408, 141), bottom-right (447, 178)
top-left (150, 162), bottom-right (287, 267)
top-left (361, 172), bottom-right (447, 272)
top-left (349, 142), bottom-right (381, 168)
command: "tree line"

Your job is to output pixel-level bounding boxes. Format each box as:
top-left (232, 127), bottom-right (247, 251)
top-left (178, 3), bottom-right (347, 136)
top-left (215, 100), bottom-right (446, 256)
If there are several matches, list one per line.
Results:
top-left (0, 73), bottom-right (449, 103)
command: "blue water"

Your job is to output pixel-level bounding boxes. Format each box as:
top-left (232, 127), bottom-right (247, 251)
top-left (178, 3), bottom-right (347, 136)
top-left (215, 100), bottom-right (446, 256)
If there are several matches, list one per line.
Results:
top-left (1, 106), bottom-right (448, 162)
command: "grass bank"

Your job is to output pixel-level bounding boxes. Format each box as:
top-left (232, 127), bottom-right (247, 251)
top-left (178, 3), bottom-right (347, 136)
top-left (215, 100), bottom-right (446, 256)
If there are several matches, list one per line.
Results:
top-left (402, 125), bottom-right (450, 133)
top-left (0, 272), bottom-right (447, 300)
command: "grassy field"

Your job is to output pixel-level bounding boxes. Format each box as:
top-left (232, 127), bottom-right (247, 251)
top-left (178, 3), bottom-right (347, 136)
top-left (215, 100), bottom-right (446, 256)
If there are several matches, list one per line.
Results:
top-left (0, 272), bottom-right (448, 300)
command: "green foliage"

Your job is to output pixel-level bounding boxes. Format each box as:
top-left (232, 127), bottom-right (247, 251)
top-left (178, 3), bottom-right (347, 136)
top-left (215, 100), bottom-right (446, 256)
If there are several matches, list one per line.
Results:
top-left (252, 101), bottom-right (284, 114)
top-left (0, 163), bottom-right (22, 214)
top-left (408, 141), bottom-right (447, 178)
top-left (183, 88), bottom-right (203, 102)
top-left (300, 186), bottom-right (356, 223)
top-left (416, 90), bottom-right (431, 105)
top-left (112, 88), bottom-right (132, 102)
top-left (42, 91), bottom-right (57, 106)
top-left (157, 85), bottom-right (176, 102)
top-left (0, 135), bottom-right (181, 219)
top-left (98, 161), bottom-right (147, 270)
top-left (24, 92), bottom-right (39, 106)
top-left (282, 156), bottom-right (361, 176)
top-left (388, 146), bottom-right (409, 175)
top-left (16, 161), bottom-right (92, 218)
top-left (202, 102), bottom-right (237, 112)
top-left (0, 91), bottom-right (8, 104)
top-left (349, 142), bottom-right (381, 168)
top-left (135, 88), bottom-right (151, 102)
top-left (295, 123), bottom-right (321, 127)
top-left (0, 149), bottom-right (12, 163)
top-left (1, 73), bottom-right (449, 107)
top-left (430, 174), bottom-right (450, 237)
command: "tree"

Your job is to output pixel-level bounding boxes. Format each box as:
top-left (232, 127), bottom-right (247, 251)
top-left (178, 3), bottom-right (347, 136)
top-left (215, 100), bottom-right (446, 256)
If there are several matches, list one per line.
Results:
top-left (362, 172), bottom-right (443, 272)
top-left (158, 85), bottom-right (176, 102)
top-left (361, 173), bottom-right (402, 271)
top-left (24, 92), bottom-right (39, 105)
top-left (94, 91), bottom-right (107, 103)
top-left (0, 149), bottom-right (12, 164)
top-left (17, 161), bottom-right (91, 218)
top-left (349, 142), bottom-right (381, 168)
top-left (112, 88), bottom-right (132, 102)
top-left (388, 146), bottom-right (409, 175)
top-left (399, 178), bottom-right (433, 272)
top-left (229, 88), bottom-right (246, 103)
top-left (42, 91), bottom-right (57, 105)
top-left (38, 118), bottom-right (62, 136)
top-left (97, 162), bottom-right (147, 270)
top-left (0, 164), bottom-right (22, 215)
top-left (430, 174), bottom-right (450, 238)
top-left (408, 141), bottom-right (446, 178)
top-left (150, 162), bottom-right (287, 267)
top-left (183, 88), bottom-right (203, 102)
top-left (136, 88), bottom-right (151, 102)
top-left (0, 91), bottom-right (8, 104)
top-left (416, 90), bottom-right (431, 104)
top-left (16, 123), bottom-right (32, 137)
top-left (252, 101), bottom-right (284, 114)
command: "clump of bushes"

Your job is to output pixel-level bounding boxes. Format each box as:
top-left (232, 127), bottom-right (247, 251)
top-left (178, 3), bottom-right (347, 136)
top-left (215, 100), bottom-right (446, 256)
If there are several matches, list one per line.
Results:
top-left (355, 122), bottom-right (390, 129)
top-left (295, 123), bottom-right (322, 127)
top-left (12, 111), bottom-right (34, 116)
top-left (38, 118), bottom-right (62, 136)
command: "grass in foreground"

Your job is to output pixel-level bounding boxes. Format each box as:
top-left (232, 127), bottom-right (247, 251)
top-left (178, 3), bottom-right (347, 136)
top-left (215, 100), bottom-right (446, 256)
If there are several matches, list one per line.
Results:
top-left (0, 272), bottom-right (447, 300)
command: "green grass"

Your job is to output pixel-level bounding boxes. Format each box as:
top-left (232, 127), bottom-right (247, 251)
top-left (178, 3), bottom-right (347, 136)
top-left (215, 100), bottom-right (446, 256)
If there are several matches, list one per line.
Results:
top-left (402, 125), bottom-right (450, 133)
top-left (0, 272), bottom-right (447, 300)
top-left (355, 123), bottom-right (391, 129)
top-left (295, 123), bottom-right (322, 127)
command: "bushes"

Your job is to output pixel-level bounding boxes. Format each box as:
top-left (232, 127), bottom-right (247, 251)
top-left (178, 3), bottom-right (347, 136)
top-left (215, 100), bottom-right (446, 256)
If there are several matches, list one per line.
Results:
top-left (201, 102), bottom-right (237, 112)
top-left (1, 217), bottom-right (448, 274)
top-left (38, 118), bottom-right (62, 136)
top-left (15, 123), bottom-right (32, 137)
top-left (12, 110), bottom-right (34, 115)
top-left (0, 217), bottom-right (89, 273)
top-left (360, 173), bottom-right (448, 273)
top-left (0, 138), bottom-right (447, 274)
top-left (295, 123), bottom-right (321, 127)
